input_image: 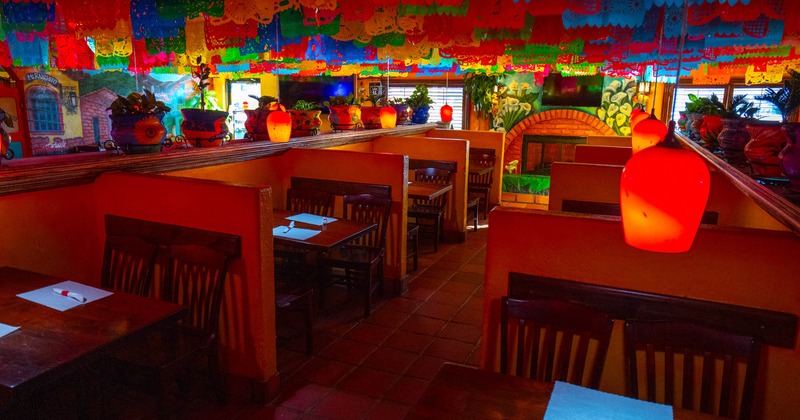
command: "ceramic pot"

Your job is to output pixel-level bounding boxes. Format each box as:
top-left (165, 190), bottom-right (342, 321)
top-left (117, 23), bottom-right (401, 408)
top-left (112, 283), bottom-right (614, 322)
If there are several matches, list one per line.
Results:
top-left (109, 112), bottom-right (167, 154)
top-left (677, 111), bottom-right (688, 131)
top-left (688, 112), bottom-right (704, 140)
top-left (744, 121), bottom-right (786, 177)
top-left (328, 105), bottom-right (361, 130)
top-left (289, 109), bottom-right (322, 136)
top-left (392, 104), bottom-right (410, 125)
top-left (360, 106), bottom-right (382, 129)
top-left (779, 122), bottom-right (800, 190)
top-left (717, 117), bottom-right (750, 151)
top-left (244, 109), bottom-right (271, 141)
top-left (411, 106), bottom-right (430, 124)
top-left (700, 115), bottom-right (723, 146)
top-left (180, 109), bottom-right (229, 147)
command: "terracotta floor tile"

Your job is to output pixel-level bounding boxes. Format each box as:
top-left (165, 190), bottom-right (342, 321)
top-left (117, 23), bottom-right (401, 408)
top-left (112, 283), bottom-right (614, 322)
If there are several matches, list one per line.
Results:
top-left (405, 356), bottom-right (448, 381)
top-left (465, 295), bottom-right (484, 310)
top-left (423, 338), bottom-right (476, 363)
top-left (466, 346), bottom-right (482, 367)
top-left (399, 314), bottom-right (447, 336)
top-left (383, 376), bottom-right (430, 406)
top-left (430, 259), bottom-right (465, 271)
top-left (403, 286), bottom-right (436, 301)
top-left (438, 322), bottom-right (483, 343)
top-left (439, 250), bottom-right (478, 263)
top-left (409, 276), bottom-right (445, 290)
top-left (276, 349), bottom-right (313, 378)
top-left (453, 307), bottom-right (483, 326)
top-left (338, 366), bottom-right (400, 398)
top-left (363, 347), bottom-right (418, 375)
top-left (419, 267), bottom-right (457, 280)
top-left (439, 280), bottom-right (479, 294)
top-left (414, 301), bottom-right (460, 320)
top-left (428, 289), bottom-right (470, 306)
top-left (450, 271), bottom-right (485, 284)
top-left (320, 338), bottom-right (377, 365)
top-left (362, 308), bottom-right (410, 329)
top-left (380, 297), bottom-right (423, 314)
top-left (383, 330), bottom-right (435, 354)
top-left (309, 390), bottom-right (376, 419)
top-left (293, 357), bottom-right (356, 387)
top-left (239, 405), bottom-right (303, 420)
top-left (364, 400), bottom-right (410, 420)
top-left (461, 262), bottom-right (486, 274)
top-left (344, 322), bottom-right (394, 346)
top-left (272, 380), bottom-right (332, 412)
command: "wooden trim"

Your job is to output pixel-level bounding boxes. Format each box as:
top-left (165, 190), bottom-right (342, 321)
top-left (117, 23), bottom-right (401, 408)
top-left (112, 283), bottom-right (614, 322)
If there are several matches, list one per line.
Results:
top-left (104, 214), bottom-right (241, 257)
top-left (0, 124), bottom-right (434, 197)
top-left (676, 132), bottom-right (800, 236)
top-left (408, 159), bottom-right (457, 173)
top-left (561, 199), bottom-right (719, 225)
top-left (508, 272), bottom-right (798, 349)
top-left (290, 177), bottom-right (391, 199)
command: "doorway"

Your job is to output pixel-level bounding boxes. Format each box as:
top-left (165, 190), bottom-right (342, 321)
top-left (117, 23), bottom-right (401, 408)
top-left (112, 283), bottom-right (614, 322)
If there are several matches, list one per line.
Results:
top-left (228, 79), bottom-right (261, 140)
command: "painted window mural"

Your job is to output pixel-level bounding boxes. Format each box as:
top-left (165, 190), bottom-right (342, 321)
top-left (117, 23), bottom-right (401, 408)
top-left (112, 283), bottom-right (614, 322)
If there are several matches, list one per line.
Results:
top-left (28, 86), bottom-right (62, 133)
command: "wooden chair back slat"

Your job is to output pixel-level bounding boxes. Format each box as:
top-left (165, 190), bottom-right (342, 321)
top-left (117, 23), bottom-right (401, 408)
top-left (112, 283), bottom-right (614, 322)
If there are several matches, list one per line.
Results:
top-left (101, 234), bottom-right (159, 297)
top-left (413, 168), bottom-right (453, 208)
top-left (287, 188), bottom-right (334, 216)
top-left (343, 193), bottom-right (392, 249)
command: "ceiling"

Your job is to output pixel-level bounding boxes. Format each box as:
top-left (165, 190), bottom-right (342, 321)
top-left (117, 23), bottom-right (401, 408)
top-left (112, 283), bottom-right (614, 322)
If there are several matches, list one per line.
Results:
top-left (2, 0), bottom-right (799, 80)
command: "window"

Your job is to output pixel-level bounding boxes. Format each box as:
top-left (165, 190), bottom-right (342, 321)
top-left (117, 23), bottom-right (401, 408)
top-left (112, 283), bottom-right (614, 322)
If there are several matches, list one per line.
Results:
top-left (27, 86), bottom-right (63, 133)
top-left (386, 84), bottom-right (464, 130)
top-left (671, 87), bottom-right (725, 122)
top-left (731, 86), bottom-right (783, 122)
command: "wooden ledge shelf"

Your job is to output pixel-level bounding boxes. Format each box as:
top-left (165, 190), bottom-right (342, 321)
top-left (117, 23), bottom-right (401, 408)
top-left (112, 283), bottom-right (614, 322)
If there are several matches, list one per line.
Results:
top-left (0, 124), bottom-right (434, 197)
top-left (676, 132), bottom-right (800, 237)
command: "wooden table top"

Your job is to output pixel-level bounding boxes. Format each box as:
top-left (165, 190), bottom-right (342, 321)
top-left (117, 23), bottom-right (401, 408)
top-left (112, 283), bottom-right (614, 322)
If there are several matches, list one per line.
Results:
top-left (273, 209), bottom-right (377, 252)
top-left (0, 266), bottom-right (186, 408)
top-left (468, 163), bottom-right (494, 176)
top-left (407, 363), bottom-right (719, 420)
top-left (408, 181), bottom-right (453, 201)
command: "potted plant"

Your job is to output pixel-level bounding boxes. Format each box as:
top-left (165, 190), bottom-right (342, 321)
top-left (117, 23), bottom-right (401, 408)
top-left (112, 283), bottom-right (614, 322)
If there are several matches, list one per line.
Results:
top-left (711, 94), bottom-right (758, 151)
top-left (106, 89), bottom-right (171, 154)
top-left (324, 94), bottom-right (361, 131)
top-left (683, 94), bottom-right (718, 143)
top-left (360, 92), bottom-right (384, 129)
top-left (180, 58), bottom-right (230, 147)
top-left (755, 69), bottom-right (800, 186)
top-left (289, 100), bottom-right (322, 136)
top-left (464, 73), bottom-right (501, 129)
top-left (244, 95), bottom-right (278, 141)
top-left (406, 85), bottom-right (434, 124)
top-left (388, 97), bottom-right (410, 125)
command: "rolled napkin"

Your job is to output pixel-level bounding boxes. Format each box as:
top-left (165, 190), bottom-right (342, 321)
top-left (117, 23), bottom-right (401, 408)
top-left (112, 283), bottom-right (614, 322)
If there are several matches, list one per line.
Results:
top-left (53, 288), bottom-right (87, 303)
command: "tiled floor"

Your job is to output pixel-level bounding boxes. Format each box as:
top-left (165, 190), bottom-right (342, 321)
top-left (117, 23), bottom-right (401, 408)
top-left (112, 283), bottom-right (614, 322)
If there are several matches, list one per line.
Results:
top-left (28, 223), bottom-right (488, 420)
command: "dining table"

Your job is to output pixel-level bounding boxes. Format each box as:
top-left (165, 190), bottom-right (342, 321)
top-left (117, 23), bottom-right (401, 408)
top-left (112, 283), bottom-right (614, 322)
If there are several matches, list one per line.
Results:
top-left (407, 181), bottom-right (453, 201)
top-left (468, 163), bottom-right (494, 176)
top-left (0, 266), bottom-right (187, 413)
top-left (407, 363), bottom-right (719, 420)
top-left (273, 209), bottom-right (378, 253)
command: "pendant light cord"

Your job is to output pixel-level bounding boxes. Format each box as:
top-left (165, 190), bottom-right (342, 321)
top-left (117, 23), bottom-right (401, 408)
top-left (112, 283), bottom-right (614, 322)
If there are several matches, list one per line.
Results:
top-left (671, 0), bottom-right (691, 123)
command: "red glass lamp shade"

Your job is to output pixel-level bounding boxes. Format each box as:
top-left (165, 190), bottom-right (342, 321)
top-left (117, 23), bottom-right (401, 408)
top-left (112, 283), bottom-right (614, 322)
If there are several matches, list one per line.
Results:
top-left (631, 115), bottom-right (667, 154)
top-left (620, 122), bottom-right (710, 253)
top-left (380, 106), bottom-right (397, 128)
top-left (267, 109), bottom-right (292, 143)
top-left (440, 104), bottom-right (453, 122)
top-left (629, 109), bottom-right (649, 130)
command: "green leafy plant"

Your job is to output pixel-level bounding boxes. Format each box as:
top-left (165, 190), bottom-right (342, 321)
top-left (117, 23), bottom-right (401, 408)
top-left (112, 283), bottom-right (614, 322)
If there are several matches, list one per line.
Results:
top-left (292, 100), bottom-right (318, 110)
top-left (684, 94), bottom-right (718, 115)
top-left (107, 89), bottom-right (171, 116)
top-left (405, 85), bottom-right (434, 108)
top-left (249, 95), bottom-right (278, 110)
top-left (756, 69), bottom-right (800, 123)
top-left (387, 97), bottom-right (406, 106)
top-left (362, 92), bottom-right (384, 107)
top-left (323, 93), bottom-right (358, 107)
top-left (190, 57), bottom-right (214, 111)
top-left (464, 73), bottom-right (501, 118)
top-left (710, 94), bottom-right (759, 119)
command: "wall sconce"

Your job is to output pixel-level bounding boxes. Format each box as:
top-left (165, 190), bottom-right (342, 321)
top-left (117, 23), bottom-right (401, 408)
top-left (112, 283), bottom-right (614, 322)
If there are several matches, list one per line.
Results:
top-left (68, 92), bottom-right (78, 108)
top-left (634, 81), bottom-right (651, 104)
top-left (620, 122), bottom-right (710, 252)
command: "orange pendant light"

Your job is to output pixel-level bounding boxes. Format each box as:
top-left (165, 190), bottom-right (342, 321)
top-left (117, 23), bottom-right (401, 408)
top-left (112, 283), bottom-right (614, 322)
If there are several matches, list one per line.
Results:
top-left (620, 121), bottom-right (710, 253)
top-left (630, 108), bottom-right (650, 130)
top-left (380, 106), bottom-right (397, 128)
top-left (440, 104), bottom-right (453, 122)
top-left (267, 103), bottom-right (292, 143)
top-left (631, 113), bottom-right (668, 154)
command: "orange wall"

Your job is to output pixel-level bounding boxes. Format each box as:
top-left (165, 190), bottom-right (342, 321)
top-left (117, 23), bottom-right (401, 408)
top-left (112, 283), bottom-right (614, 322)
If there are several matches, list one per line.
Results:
top-left (94, 172), bottom-right (276, 385)
top-left (482, 207), bottom-right (800, 419)
top-left (573, 145), bottom-right (632, 166)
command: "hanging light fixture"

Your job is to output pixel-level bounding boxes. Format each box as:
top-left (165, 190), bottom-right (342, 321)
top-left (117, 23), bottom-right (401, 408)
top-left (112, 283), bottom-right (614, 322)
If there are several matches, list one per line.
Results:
top-left (631, 111), bottom-right (667, 153)
top-left (629, 107), bottom-right (650, 130)
top-left (380, 61), bottom-right (397, 128)
top-left (620, 122), bottom-right (710, 252)
top-left (440, 72), bottom-right (453, 123)
top-left (267, 103), bottom-right (292, 143)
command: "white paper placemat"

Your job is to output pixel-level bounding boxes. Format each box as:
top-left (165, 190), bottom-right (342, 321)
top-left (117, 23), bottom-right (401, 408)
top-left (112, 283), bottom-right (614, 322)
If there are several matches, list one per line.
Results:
top-left (544, 381), bottom-right (672, 420)
top-left (0, 322), bottom-right (19, 339)
top-left (285, 213), bottom-right (337, 226)
top-left (273, 226), bottom-right (321, 241)
top-left (17, 280), bottom-right (113, 312)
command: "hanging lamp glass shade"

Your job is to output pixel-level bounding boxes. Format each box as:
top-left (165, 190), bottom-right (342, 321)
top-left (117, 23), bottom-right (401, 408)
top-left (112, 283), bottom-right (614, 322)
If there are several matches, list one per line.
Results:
top-left (631, 114), bottom-right (668, 154)
top-left (620, 122), bottom-right (710, 253)
top-left (630, 108), bottom-right (650, 130)
top-left (440, 104), bottom-right (453, 122)
top-left (380, 106), bottom-right (397, 128)
top-left (267, 108), bottom-right (292, 143)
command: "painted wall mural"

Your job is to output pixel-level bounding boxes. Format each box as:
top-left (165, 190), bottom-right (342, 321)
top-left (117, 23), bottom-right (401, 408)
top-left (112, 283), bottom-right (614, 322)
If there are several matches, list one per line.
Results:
top-left (596, 78), bottom-right (637, 136)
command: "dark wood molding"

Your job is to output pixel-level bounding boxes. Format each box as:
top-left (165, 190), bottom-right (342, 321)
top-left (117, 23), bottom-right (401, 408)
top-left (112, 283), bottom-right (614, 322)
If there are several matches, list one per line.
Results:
top-left (104, 214), bottom-right (241, 257)
top-left (560, 199), bottom-right (719, 225)
top-left (0, 124), bottom-right (434, 197)
top-left (676, 132), bottom-right (800, 236)
top-left (290, 177), bottom-right (392, 199)
top-left (508, 272), bottom-right (798, 349)
top-left (408, 159), bottom-right (457, 173)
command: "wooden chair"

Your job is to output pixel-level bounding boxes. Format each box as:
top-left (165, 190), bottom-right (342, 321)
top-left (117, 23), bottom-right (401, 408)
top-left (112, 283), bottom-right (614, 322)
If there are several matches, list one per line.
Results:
top-left (408, 167), bottom-right (452, 253)
top-left (624, 320), bottom-right (762, 419)
top-left (286, 187), bottom-right (334, 216)
top-left (406, 223), bottom-right (419, 272)
top-left (318, 193), bottom-right (392, 317)
top-left (275, 278), bottom-right (315, 354)
top-left (466, 196), bottom-right (480, 231)
top-left (468, 152), bottom-right (495, 218)
top-left (101, 234), bottom-right (159, 297)
top-left (500, 297), bottom-right (615, 389)
top-left (111, 242), bottom-right (238, 418)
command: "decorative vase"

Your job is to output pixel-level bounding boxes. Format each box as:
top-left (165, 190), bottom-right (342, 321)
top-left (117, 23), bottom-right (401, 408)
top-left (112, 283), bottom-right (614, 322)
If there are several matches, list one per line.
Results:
top-left (688, 112), bottom-right (704, 141)
top-left (683, 112), bottom-right (695, 134)
top-left (779, 122), bottom-right (800, 190)
top-left (411, 106), bottom-right (430, 124)
top-left (677, 111), bottom-right (687, 131)
top-left (328, 105), bottom-right (361, 130)
top-left (244, 109), bottom-right (271, 141)
top-left (109, 112), bottom-right (167, 154)
top-left (289, 109), bottom-right (322, 136)
top-left (360, 106), bottom-right (382, 129)
top-left (392, 104), bottom-right (410, 125)
top-left (717, 117), bottom-right (750, 151)
top-left (699, 115), bottom-right (723, 147)
top-left (180, 109), bottom-right (229, 147)
top-left (744, 121), bottom-right (786, 178)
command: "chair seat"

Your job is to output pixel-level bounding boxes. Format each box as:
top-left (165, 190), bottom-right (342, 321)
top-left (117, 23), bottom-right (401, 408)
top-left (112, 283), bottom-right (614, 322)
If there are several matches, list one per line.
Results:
top-left (408, 204), bottom-right (445, 216)
top-left (321, 245), bottom-right (382, 269)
